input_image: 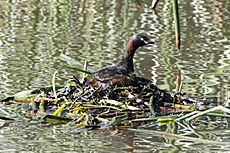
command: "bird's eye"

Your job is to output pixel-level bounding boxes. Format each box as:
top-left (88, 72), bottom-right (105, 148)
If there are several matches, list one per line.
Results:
top-left (140, 37), bottom-right (148, 44)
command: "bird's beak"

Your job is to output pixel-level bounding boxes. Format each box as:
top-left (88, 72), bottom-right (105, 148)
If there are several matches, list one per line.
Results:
top-left (147, 40), bottom-right (155, 45)
top-left (140, 37), bottom-right (155, 45)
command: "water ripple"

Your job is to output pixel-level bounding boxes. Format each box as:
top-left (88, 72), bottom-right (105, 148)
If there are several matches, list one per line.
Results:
top-left (0, 0), bottom-right (230, 151)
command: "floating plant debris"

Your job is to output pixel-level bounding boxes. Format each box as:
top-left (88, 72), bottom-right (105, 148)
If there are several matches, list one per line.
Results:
top-left (1, 73), bottom-right (229, 131)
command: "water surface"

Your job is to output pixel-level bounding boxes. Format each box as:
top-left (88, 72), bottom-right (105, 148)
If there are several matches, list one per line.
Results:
top-left (0, 0), bottom-right (229, 152)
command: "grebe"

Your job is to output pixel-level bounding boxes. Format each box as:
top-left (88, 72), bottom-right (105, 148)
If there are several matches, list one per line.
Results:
top-left (84, 33), bottom-right (154, 88)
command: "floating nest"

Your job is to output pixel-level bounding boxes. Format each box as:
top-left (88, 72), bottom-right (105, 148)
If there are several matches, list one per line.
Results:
top-left (1, 75), bottom-right (229, 131)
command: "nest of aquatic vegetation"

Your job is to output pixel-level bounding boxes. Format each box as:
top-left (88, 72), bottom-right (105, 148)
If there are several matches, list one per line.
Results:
top-left (1, 76), bottom-right (229, 130)
top-left (0, 76), bottom-right (193, 128)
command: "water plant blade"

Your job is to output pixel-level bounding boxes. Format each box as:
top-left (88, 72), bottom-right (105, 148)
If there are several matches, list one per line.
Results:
top-left (81, 61), bottom-right (88, 83)
top-left (60, 53), bottom-right (95, 73)
top-left (63, 65), bottom-right (92, 75)
top-left (172, 0), bottom-right (181, 49)
top-left (151, 0), bottom-right (160, 9)
top-left (149, 95), bottom-right (156, 116)
top-left (52, 103), bottom-right (67, 116)
top-left (41, 114), bottom-right (73, 124)
top-left (101, 99), bottom-right (140, 110)
top-left (175, 69), bottom-right (182, 92)
top-left (185, 106), bottom-right (230, 122)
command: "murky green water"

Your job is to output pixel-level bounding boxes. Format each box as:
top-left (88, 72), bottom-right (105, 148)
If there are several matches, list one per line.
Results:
top-left (0, 0), bottom-right (230, 152)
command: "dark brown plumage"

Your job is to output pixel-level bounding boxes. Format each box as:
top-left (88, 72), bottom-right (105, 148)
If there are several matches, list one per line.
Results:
top-left (84, 33), bottom-right (154, 88)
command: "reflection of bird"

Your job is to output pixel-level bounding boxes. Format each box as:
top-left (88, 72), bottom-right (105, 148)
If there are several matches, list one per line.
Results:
top-left (84, 33), bottom-right (154, 88)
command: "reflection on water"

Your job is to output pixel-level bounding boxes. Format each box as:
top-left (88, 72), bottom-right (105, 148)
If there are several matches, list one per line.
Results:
top-left (1, 116), bottom-right (230, 152)
top-left (0, 0), bottom-right (229, 97)
top-left (0, 0), bottom-right (230, 152)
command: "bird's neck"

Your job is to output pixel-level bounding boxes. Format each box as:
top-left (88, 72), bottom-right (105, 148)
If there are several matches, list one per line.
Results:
top-left (118, 40), bottom-right (138, 72)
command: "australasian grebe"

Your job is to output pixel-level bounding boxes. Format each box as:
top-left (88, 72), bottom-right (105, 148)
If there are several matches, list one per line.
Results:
top-left (84, 33), bottom-right (154, 88)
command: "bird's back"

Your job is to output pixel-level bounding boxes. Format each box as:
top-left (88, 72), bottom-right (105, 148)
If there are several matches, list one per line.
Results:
top-left (84, 64), bottom-right (136, 88)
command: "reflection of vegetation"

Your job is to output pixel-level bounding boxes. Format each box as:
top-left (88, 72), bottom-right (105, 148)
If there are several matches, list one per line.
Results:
top-left (152, 0), bottom-right (181, 49)
top-left (155, 0), bottom-right (229, 100)
top-left (0, 0), bottom-right (229, 99)
top-left (0, 1), bottom-right (229, 152)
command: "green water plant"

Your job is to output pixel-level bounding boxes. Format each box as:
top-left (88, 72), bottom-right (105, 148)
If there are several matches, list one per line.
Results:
top-left (151, 0), bottom-right (181, 49)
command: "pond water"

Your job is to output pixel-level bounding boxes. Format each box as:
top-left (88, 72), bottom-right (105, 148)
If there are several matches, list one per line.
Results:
top-left (0, 0), bottom-right (230, 152)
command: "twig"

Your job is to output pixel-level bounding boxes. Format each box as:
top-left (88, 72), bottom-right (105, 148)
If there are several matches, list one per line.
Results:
top-left (52, 70), bottom-right (59, 99)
